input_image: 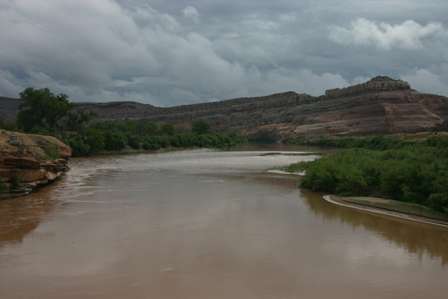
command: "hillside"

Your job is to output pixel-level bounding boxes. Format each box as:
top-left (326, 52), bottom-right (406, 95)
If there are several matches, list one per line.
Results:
top-left (0, 96), bottom-right (22, 122)
top-left (1, 76), bottom-right (448, 140)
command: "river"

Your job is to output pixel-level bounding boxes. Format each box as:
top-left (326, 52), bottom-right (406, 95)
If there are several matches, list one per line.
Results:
top-left (0, 148), bottom-right (447, 298)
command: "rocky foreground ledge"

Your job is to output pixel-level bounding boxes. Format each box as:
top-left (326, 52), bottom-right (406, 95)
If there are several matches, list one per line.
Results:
top-left (0, 130), bottom-right (71, 199)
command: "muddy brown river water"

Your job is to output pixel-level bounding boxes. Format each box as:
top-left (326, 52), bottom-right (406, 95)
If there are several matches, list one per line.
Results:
top-left (0, 148), bottom-right (447, 298)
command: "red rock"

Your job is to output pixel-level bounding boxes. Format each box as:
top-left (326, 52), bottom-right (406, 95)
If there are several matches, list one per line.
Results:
top-left (3, 157), bottom-right (41, 169)
top-left (0, 130), bottom-right (71, 198)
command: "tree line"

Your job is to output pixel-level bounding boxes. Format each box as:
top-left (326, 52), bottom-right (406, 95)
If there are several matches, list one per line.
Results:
top-left (2, 88), bottom-right (245, 156)
top-left (288, 135), bottom-right (448, 213)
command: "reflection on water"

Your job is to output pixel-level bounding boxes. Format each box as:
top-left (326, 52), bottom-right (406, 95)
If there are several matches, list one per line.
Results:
top-left (302, 190), bottom-right (448, 265)
top-left (0, 184), bottom-right (58, 246)
top-left (0, 149), bottom-right (447, 299)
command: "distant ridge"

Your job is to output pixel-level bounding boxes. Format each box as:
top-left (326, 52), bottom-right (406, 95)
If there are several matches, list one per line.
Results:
top-left (0, 96), bottom-right (22, 122)
top-left (1, 76), bottom-right (448, 140)
top-left (325, 76), bottom-right (410, 98)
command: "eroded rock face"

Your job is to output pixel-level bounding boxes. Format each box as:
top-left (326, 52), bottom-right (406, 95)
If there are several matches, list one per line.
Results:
top-left (325, 76), bottom-right (411, 98)
top-left (0, 130), bottom-right (71, 198)
top-left (1, 76), bottom-right (448, 141)
top-left (74, 77), bottom-right (448, 140)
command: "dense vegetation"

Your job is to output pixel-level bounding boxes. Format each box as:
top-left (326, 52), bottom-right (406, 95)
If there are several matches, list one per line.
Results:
top-left (288, 136), bottom-right (448, 213)
top-left (12, 88), bottom-right (245, 156)
top-left (0, 119), bottom-right (17, 131)
top-left (287, 135), bottom-right (413, 150)
top-left (64, 120), bottom-right (245, 156)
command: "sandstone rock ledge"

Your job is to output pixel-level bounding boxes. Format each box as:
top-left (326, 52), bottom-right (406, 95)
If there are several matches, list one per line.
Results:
top-left (0, 130), bottom-right (71, 199)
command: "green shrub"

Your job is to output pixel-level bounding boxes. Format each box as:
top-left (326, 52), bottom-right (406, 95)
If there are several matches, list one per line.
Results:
top-left (104, 132), bottom-right (127, 151)
top-left (128, 135), bottom-right (142, 150)
top-left (43, 144), bottom-right (60, 160)
top-left (192, 120), bottom-right (210, 135)
top-left (142, 137), bottom-right (161, 150)
top-left (428, 194), bottom-right (448, 212)
top-left (288, 135), bottom-right (406, 150)
top-left (160, 123), bottom-right (175, 136)
top-left (299, 145), bottom-right (448, 213)
top-left (66, 135), bottom-right (90, 157)
top-left (0, 119), bottom-right (17, 131)
top-left (84, 128), bottom-right (105, 154)
top-left (248, 129), bottom-right (279, 144)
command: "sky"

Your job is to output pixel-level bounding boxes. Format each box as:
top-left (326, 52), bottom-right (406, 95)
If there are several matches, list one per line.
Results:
top-left (0, 0), bottom-right (447, 106)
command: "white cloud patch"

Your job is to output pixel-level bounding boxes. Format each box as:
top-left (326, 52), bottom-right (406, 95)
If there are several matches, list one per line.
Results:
top-left (330, 18), bottom-right (445, 50)
top-left (0, 0), bottom-right (354, 104)
top-left (182, 6), bottom-right (200, 24)
top-left (401, 69), bottom-right (448, 95)
top-left (1, 1), bottom-right (448, 103)
top-left (0, 0), bottom-right (241, 104)
top-left (0, 70), bottom-right (22, 97)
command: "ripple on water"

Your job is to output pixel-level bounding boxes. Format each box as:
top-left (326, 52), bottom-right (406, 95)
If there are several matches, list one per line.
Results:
top-left (1, 149), bottom-right (447, 299)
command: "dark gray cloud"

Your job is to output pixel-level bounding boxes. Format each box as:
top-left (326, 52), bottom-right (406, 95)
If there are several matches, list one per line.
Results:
top-left (0, 0), bottom-right (447, 106)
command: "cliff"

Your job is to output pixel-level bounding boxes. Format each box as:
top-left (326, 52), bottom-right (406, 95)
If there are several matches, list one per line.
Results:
top-left (75, 76), bottom-right (447, 140)
top-left (1, 76), bottom-right (448, 140)
top-left (325, 76), bottom-right (411, 98)
top-left (0, 130), bottom-right (71, 198)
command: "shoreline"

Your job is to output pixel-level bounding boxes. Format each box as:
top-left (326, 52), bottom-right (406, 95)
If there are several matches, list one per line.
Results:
top-left (266, 169), bottom-right (306, 176)
top-left (323, 195), bottom-right (448, 229)
top-left (81, 146), bottom-right (200, 157)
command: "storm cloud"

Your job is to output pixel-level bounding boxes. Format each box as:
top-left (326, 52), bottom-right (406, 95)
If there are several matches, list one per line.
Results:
top-left (0, 0), bottom-right (447, 105)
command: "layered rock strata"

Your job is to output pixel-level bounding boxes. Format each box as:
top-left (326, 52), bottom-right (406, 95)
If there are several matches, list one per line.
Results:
top-left (71, 77), bottom-right (448, 139)
top-left (0, 130), bottom-right (71, 198)
top-left (1, 76), bottom-right (448, 140)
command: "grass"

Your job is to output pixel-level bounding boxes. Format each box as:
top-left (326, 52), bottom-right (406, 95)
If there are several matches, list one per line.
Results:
top-left (43, 144), bottom-right (61, 160)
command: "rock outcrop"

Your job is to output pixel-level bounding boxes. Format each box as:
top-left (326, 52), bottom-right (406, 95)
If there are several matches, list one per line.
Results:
top-left (73, 77), bottom-right (448, 140)
top-left (0, 130), bottom-right (71, 198)
top-left (1, 76), bottom-right (448, 141)
top-left (325, 76), bottom-right (411, 98)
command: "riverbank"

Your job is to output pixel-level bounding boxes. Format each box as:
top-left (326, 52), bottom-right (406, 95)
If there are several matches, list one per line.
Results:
top-left (0, 129), bottom-right (71, 199)
top-left (323, 195), bottom-right (448, 229)
top-left (286, 135), bottom-right (448, 215)
top-left (84, 145), bottom-right (206, 157)
top-left (272, 164), bottom-right (448, 228)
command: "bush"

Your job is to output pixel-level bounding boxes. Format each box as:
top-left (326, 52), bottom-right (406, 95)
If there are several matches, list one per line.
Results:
top-left (299, 145), bottom-right (448, 213)
top-left (0, 119), bottom-right (17, 131)
top-left (160, 123), bottom-right (175, 136)
top-left (249, 129), bottom-right (280, 144)
top-left (84, 129), bottom-right (106, 154)
top-left (428, 194), bottom-right (448, 212)
top-left (128, 135), bottom-right (142, 150)
top-left (192, 120), bottom-right (210, 135)
top-left (288, 135), bottom-right (406, 150)
top-left (142, 137), bottom-right (161, 150)
top-left (42, 144), bottom-right (61, 160)
top-left (104, 132), bottom-right (127, 151)
top-left (66, 135), bottom-right (91, 157)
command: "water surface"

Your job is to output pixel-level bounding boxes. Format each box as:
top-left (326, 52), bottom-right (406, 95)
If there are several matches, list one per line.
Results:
top-left (0, 149), bottom-right (447, 298)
